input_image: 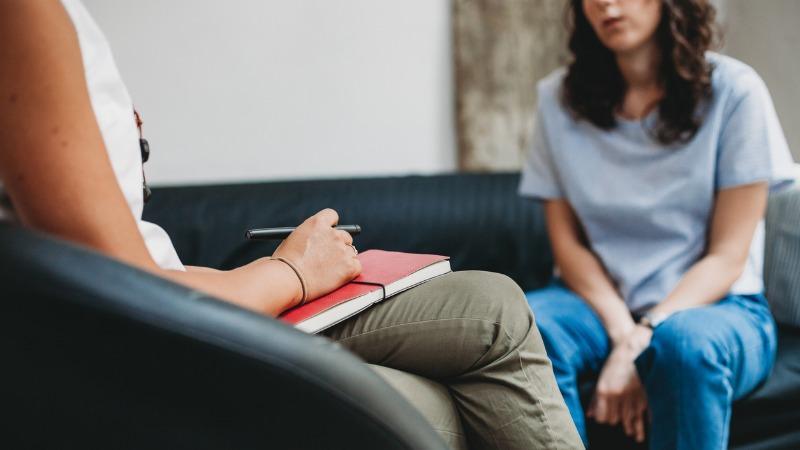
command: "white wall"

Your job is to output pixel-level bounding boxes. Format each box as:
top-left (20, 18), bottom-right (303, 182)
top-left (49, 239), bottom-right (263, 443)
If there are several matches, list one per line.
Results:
top-left (722, 0), bottom-right (800, 161)
top-left (83, 0), bottom-right (456, 185)
top-left (82, 0), bottom-right (798, 186)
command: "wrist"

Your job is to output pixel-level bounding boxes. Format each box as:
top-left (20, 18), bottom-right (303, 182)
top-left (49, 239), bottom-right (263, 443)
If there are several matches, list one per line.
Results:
top-left (623, 325), bottom-right (653, 354)
top-left (638, 308), bottom-right (673, 330)
top-left (263, 257), bottom-right (304, 308)
top-left (595, 295), bottom-right (636, 347)
top-left (607, 317), bottom-right (637, 347)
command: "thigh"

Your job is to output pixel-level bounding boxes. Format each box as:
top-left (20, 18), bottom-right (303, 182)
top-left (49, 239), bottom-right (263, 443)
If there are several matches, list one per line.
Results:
top-left (369, 365), bottom-right (468, 450)
top-left (324, 270), bottom-right (532, 379)
top-left (526, 282), bottom-right (610, 374)
top-left (639, 294), bottom-right (777, 399)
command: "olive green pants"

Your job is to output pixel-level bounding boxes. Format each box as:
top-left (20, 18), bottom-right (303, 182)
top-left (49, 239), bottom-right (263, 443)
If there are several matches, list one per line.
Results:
top-left (324, 271), bottom-right (583, 450)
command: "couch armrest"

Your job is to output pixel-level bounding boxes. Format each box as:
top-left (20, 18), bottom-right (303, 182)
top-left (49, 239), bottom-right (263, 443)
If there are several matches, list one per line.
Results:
top-left (765, 183), bottom-right (800, 328)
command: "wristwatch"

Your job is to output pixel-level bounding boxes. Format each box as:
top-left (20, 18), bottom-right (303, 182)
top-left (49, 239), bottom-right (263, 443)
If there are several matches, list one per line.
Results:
top-left (638, 310), bottom-right (672, 329)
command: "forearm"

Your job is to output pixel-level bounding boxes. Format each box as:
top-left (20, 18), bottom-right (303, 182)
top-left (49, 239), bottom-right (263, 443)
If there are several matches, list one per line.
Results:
top-left (651, 184), bottom-right (767, 316)
top-left (159, 258), bottom-right (302, 316)
top-left (557, 241), bottom-right (635, 344)
top-left (650, 253), bottom-right (743, 316)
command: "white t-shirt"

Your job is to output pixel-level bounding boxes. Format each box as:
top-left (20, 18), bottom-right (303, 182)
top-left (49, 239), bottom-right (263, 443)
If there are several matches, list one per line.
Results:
top-left (0, 0), bottom-right (184, 271)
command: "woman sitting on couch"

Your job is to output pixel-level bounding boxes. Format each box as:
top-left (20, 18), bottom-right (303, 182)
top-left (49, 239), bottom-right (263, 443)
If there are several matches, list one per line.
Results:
top-left (0, 1), bottom-right (583, 448)
top-left (520, 0), bottom-right (795, 449)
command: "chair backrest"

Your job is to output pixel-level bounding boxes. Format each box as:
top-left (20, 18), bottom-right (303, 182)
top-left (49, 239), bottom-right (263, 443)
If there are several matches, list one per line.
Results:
top-left (0, 225), bottom-right (448, 450)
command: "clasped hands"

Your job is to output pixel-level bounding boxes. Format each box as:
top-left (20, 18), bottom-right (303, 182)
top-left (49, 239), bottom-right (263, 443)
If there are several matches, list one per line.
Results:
top-left (588, 324), bottom-right (653, 443)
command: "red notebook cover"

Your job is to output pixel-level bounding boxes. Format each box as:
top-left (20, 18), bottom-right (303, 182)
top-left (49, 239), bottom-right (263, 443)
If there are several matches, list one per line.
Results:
top-left (279, 250), bottom-right (450, 333)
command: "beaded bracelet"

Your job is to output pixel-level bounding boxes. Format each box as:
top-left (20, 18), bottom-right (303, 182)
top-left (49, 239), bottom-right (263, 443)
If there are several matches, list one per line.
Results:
top-left (268, 257), bottom-right (308, 306)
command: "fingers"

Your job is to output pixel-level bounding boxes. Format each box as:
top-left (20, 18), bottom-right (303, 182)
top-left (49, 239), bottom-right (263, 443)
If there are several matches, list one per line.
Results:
top-left (592, 390), bottom-right (621, 425)
top-left (635, 414), bottom-right (646, 443)
top-left (605, 397), bottom-right (620, 425)
top-left (331, 228), bottom-right (359, 275)
top-left (635, 390), bottom-right (648, 443)
top-left (312, 208), bottom-right (339, 227)
top-left (621, 391), bottom-right (647, 443)
top-left (334, 229), bottom-right (354, 246)
top-left (339, 245), bottom-right (361, 279)
top-left (593, 395), bottom-right (608, 423)
top-left (622, 397), bottom-right (638, 438)
top-left (351, 257), bottom-right (363, 277)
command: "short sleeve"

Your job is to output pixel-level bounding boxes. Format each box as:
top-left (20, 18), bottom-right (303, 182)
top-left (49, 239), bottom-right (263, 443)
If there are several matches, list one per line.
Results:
top-left (716, 70), bottom-right (796, 192)
top-left (519, 106), bottom-right (564, 200)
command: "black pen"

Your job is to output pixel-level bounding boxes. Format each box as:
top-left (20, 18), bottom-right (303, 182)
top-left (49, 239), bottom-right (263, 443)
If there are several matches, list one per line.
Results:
top-left (246, 224), bottom-right (362, 241)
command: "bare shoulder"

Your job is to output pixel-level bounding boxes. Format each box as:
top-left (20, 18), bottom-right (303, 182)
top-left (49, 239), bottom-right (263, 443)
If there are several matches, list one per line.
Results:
top-left (0, 0), bottom-right (86, 130)
top-left (0, 0), bottom-right (77, 50)
top-left (0, 0), bottom-right (155, 268)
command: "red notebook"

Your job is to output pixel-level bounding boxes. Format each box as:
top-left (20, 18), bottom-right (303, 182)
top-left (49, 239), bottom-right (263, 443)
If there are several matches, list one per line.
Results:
top-left (279, 250), bottom-right (451, 334)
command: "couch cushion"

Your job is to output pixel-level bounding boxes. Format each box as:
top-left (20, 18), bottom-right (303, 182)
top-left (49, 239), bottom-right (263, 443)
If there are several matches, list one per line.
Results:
top-left (765, 187), bottom-right (800, 327)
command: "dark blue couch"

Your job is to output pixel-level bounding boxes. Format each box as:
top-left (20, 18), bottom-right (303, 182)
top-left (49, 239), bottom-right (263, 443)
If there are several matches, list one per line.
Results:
top-left (142, 172), bottom-right (800, 449)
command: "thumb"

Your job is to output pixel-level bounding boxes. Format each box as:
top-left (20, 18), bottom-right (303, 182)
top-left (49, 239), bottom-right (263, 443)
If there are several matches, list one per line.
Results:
top-left (312, 208), bottom-right (339, 226)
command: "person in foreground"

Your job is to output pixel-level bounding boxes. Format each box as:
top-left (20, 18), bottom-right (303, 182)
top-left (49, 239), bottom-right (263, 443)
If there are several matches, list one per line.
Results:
top-left (0, 1), bottom-right (584, 448)
top-left (520, 0), bottom-right (796, 449)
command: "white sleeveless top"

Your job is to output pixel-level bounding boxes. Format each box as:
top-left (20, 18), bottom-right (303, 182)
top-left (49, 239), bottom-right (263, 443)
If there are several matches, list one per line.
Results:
top-left (0, 0), bottom-right (184, 271)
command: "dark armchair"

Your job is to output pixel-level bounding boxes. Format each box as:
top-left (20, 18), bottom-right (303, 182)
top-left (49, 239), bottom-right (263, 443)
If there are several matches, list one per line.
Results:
top-left (1, 225), bottom-right (448, 450)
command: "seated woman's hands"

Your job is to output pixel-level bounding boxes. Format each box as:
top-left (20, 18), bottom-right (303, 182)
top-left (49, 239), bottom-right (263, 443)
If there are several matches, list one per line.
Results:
top-left (588, 325), bottom-right (653, 443)
top-left (273, 208), bottom-right (362, 303)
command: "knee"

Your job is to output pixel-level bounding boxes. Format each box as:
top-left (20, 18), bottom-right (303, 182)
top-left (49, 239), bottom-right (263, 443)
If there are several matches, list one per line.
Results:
top-left (447, 271), bottom-right (533, 349)
top-left (525, 284), bottom-right (589, 331)
top-left (641, 313), bottom-right (727, 379)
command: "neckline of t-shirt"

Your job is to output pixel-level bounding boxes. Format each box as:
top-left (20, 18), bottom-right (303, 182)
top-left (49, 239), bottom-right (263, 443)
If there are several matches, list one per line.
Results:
top-left (615, 109), bottom-right (657, 130)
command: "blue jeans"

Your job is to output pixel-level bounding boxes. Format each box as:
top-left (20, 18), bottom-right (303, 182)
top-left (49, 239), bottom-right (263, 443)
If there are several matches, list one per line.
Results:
top-left (526, 282), bottom-right (777, 450)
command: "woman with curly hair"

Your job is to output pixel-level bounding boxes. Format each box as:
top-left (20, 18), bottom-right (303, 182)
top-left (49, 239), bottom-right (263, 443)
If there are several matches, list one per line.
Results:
top-left (520, 0), bottom-right (795, 448)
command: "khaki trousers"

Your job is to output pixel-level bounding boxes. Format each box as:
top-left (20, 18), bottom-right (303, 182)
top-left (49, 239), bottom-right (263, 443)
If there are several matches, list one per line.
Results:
top-left (324, 271), bottom-right (583, 450)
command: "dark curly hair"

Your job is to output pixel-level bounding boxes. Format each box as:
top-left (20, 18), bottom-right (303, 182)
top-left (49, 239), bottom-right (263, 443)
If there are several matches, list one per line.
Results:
top-left (562, 0), bottom-right (718, 144)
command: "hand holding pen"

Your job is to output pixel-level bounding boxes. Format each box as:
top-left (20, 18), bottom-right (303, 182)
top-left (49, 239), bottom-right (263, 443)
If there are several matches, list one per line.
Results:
top-left (250, 210), bottom-right (363, 305)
